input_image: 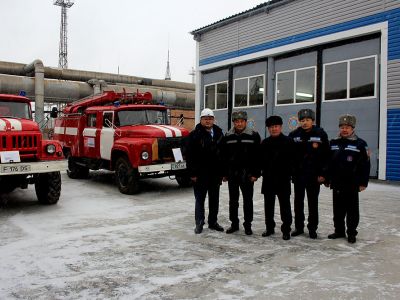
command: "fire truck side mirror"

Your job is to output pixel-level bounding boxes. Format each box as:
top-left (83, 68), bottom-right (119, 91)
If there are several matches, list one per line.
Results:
top-left (50, 107), bottom-right (58, 118)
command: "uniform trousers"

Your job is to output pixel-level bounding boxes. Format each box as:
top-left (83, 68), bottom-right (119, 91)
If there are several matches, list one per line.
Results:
top-left (293, 179), bottom-right (320, 232)
top-left (193, 178), bottom-right (220, 226)
top-left (228, 175), bottom-right (254, 228)
top-left (264, 190), bottom-right (292, 234)
top-left (332, 187), bottom-right (359, 237)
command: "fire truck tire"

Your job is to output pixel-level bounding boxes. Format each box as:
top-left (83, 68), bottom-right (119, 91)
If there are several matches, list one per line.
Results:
top-left (176, 174), bottom-right (192, 187)
top-left (115, 157), bottom-right (140, 194)
top-left (35, 172), bottom-right (61, 205)
top-left (67, 156), bottom-right (89, 179)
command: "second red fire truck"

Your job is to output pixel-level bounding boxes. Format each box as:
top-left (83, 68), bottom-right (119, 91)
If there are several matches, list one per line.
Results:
top-left (53, 90), bottom-right (190, 194)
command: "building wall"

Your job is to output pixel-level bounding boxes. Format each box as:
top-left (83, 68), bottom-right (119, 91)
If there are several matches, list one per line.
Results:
top-left (195, 0), bottom-right (400, 180)
top-left (199, 0), bottom-right (400, 62)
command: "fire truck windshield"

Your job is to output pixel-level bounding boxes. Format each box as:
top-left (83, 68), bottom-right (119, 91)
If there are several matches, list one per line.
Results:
top-left (0, 101), bottom-right (31, 119)
top-left (117, 109), bottom-right (168, 126)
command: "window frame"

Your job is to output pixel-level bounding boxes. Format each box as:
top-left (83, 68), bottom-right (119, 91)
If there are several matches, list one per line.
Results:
top-left (322, 55), bottom-right (377, 102)
top-left (233, 74), bottom-right (265, 108)
top-left (203, 81), bottom-right (228, 111)
top-left (275, 66), bottom-right (317, 107)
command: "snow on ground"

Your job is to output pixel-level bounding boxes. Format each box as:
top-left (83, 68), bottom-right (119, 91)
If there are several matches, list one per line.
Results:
top-left (1, 172), bottom-right (400, 299)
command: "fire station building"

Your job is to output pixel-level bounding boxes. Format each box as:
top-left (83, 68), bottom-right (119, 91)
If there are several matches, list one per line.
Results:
top-left (191, 0), bottom-right (400, 181)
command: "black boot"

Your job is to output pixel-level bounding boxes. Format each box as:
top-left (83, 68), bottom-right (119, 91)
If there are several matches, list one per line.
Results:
top-left (194, 224), bottom-right (203, 234)
top-left (291, 228), bottom-right (304, 237)
top-left (309, 231), bottom-right (318, 239)
top-left (244, 227), bottom-right (253, 235)
top-left (208, 223), bottom-right (224, 232)
top-left (261, 229), bottom-right (275, 237)
top-left (282, 233), bottom-right (290, 240)
top-left (226, 225), bottom-right (239, 234)
top-left (328, 232), bottom-right (346, 239)
top-left (348, 235), bottom-right (356, 243)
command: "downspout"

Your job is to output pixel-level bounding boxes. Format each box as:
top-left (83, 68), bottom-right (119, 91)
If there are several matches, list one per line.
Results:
top-left (24, 60), bottom-right (45, 124)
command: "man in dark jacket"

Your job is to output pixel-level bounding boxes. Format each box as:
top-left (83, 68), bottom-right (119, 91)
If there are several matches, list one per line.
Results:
top-left (289, 109), bottom-right (329, 239)
top-left (187, 108), bottom-right (224, 234)
top-left (222, 111), bottom-right (261, 235)
top-left (327, 114), bottom-right (370, 244)
top-left (260, 116), bottom-right (294, 240)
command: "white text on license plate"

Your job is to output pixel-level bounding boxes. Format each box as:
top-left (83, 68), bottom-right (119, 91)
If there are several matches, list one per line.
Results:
top-left (0, 165), bottom-right (31, 174)
top-left (171, 162), bottom-right (186, 170)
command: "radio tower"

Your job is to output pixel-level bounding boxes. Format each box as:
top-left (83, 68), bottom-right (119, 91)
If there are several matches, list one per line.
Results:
top-left (165, 48), bottom-right (171, 80)
top-left (54, 0), bottom-right (74, 69)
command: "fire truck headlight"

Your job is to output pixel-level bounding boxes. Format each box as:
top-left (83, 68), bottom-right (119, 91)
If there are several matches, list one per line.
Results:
top-left (141, 151), bottom-right (149, 160)
top-left (46, 144), bottom-right (56, 154)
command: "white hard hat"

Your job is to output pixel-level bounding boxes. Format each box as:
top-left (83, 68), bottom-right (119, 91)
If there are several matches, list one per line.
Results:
top-left (200, 108), bottom-right (214, 118)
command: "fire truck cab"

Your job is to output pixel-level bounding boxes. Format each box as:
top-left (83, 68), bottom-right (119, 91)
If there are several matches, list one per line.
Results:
top-left (53, 91), bottom-right (190, 194)
top-left (0, 94), bottom-right (66, 204)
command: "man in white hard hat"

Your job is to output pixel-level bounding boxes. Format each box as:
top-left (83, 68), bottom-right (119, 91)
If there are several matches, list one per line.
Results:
top-left (186, 108), bottom-right (224, 234)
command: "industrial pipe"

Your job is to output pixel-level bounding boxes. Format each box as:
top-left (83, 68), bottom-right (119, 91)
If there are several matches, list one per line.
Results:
top-left (24, 60), bottom-right (45, 124)
top-left (0, 60), bottom-right (195, 91)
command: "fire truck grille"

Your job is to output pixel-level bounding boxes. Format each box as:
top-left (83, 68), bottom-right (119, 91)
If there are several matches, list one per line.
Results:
top-left (157, 137), bottom-right (184, 162)
top-left (0, 133), bottom-right (40, 160)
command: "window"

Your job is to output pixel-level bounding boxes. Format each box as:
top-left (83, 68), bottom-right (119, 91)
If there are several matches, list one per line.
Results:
top-left (276, 67), bottom-right (315, 105)
top-left (117, 110), bottom-right (168, 127)
top-left (103, 112), bottom-right (113, 128)
top-left (204, 82), bottom-right (228, 110)
top-left (87, 113), bottom-right (97, 127)
top-left (234, 75), bottom-right (264, 107)
top-left (323, 55), bottom-right (376, 101)
top-left (0, 101), bottom-right (31, 119)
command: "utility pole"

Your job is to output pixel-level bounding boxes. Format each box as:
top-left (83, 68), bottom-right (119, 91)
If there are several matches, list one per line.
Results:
top-left (54, 0), bottom-right (74, 69)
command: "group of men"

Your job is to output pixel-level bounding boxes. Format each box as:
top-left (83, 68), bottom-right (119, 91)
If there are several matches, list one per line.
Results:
top-left (185, 108), bottom-right (370, 244)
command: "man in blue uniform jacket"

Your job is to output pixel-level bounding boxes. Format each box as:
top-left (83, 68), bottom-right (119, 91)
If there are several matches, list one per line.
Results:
top-left (289, 109), bottom-right (330, 239)
top-left (326, 114), bottom-right (370, 244)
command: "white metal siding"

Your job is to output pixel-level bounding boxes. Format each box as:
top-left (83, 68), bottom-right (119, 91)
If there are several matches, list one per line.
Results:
top-left (199, 0), bottom-right (400, 60)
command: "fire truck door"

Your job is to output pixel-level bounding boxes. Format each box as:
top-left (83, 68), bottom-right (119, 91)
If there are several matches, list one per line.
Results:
top-left (100, 112), bottom-right (115, 160)
top-left (82, 113), bottom-right (98, 158)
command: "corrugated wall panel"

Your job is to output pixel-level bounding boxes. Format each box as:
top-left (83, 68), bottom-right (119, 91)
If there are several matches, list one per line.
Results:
top-left (387, 108), bottom-right (400, 180)
top-left (199, 0), bottom-right (400, 61)
top-left (387, 60), bottom-right (400, 108)
top-left (238, 0), bottom-right (387, 49)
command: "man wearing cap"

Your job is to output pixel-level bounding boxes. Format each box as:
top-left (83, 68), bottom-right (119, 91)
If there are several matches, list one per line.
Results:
top-left (222, 110), bottom-right (261, 235)
top-left (260, 116), bottom-right (295, 240)
top-left (326, 114), bottom-right (370, 244)
top-left (289, 109), bottom-right (330, 239)
top-left (187, 108), bottom-right (224, 234)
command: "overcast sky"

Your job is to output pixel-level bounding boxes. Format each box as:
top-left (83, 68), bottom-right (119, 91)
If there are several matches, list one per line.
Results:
top-left (0, 0), bottom-right (266, 83)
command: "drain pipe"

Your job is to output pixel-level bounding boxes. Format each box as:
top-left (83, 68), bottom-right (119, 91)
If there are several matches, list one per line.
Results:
top-left (24, 60), bottom-right (45, 124)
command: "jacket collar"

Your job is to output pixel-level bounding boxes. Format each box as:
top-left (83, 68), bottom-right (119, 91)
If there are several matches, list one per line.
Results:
top-left (227, 125), bottom-right (253, 136)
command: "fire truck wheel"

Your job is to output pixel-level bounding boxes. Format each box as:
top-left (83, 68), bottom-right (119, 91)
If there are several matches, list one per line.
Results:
top-left (67, 156), bottom-right (89, 179)
top-left (35, 172), bottom-right (61, 205)
top-left (115, 157), bottom-right (140, 194)
top-left (176, 174), bottom-right (192, 187)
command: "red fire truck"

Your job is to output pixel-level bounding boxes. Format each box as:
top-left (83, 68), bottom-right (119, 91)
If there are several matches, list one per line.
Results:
top-left (0, 94), bottom-right (66, 204)
top-left (53, 91), bottom-right (190, 194)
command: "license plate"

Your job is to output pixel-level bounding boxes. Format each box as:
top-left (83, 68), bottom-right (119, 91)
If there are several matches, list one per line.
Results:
top-left (0, 164), bottom-right (31, 174)
top-left (171, 161), bottom-right (186, 170)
